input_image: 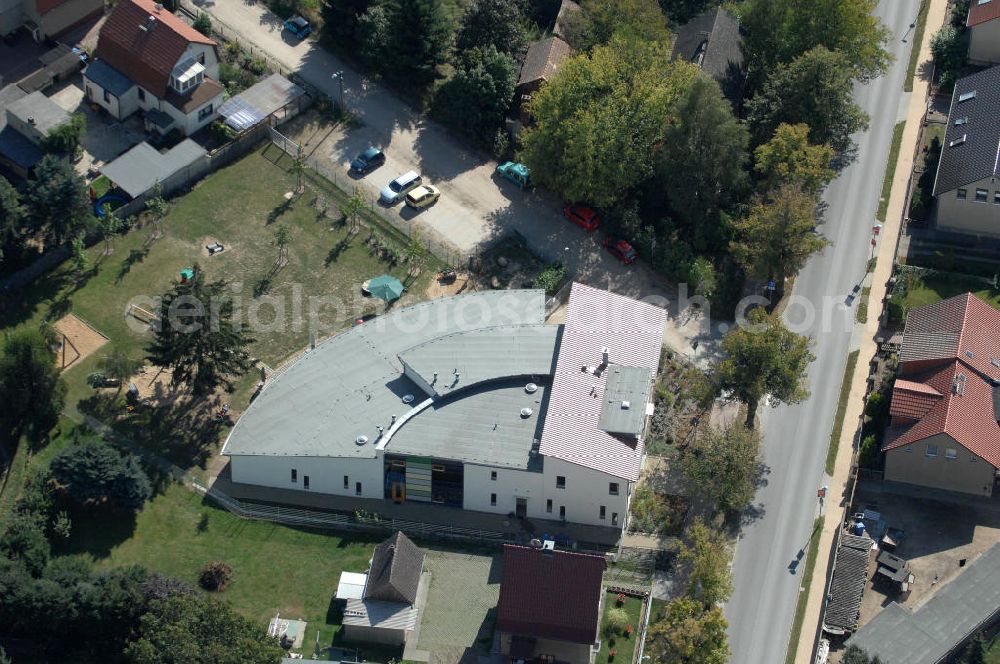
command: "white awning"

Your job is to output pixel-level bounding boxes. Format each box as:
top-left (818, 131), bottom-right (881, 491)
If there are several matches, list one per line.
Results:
top-left (336, 571), bottom-right (368, 600)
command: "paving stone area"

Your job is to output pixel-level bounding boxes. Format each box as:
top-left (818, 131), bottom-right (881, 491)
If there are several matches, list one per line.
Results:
top-left (416, 550), bottom-right (501, 664)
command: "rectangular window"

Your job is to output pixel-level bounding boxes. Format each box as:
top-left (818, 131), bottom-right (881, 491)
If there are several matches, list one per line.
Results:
top-left (303, 475), bottom-right (310, 489)
top-left (291, 469), bottom-right (297, 482)
top-left (611, 512), bottom-right (619, 526)
top-left (490, 471), bottom-right (497, 481)
top-left (138, 88), bottom-right (145, 102)
top-left (599, 506), bottom-right (606, 520)
top-left (198, 103), bottom-right (214, 121)
top-left (905, 446), bottom-right (913, 453)
top-left (994, 192), bottom-right (1000, 205)
top-left (490, 493), bottom-right (497, 506)
top-left (546, 499), bottom-right (553, 513)
top-left (609, 482), bottom-right (619, 496)
top-left (957, 188), bottom-right (967, 199)
top-left (103, 89), bottom-right (110, 103)
top-left (355, 482), bottom-right (362, 496)
top-left (559, 505), bottom-right (565, 519)
top-left (198, 53), bottom-right (205, 64)
top-left (976, 188), bottom-right (989, 202)
top-left (343, 475), bottom-right (349, 489)
top-left (926, 444), bottom-right (939, 457)
top-left (945, 448), bottom-right (958, 460)
top-left (556, 476), bottom-right (566, 489)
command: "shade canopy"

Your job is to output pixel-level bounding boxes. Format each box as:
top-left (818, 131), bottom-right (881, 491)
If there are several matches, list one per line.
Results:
top-left (369, 275), bottom-right (404, 302)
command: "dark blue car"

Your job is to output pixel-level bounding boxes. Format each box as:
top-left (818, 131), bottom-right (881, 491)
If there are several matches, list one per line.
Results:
top-left (283, 15), bottom-right (312, 40)
top-left (350, 147), bottom-right (386, 174)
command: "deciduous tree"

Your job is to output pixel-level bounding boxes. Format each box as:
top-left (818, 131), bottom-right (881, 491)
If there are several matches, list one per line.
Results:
top-left (145, 182), bottom-right (169, 239)
top-left (0, 327), bottom-right (66, 444)
top-left (678, 518), bottom-right (732, 605)
top-left (42, 113), bottom-right (86, 157)
top-left (0, 514), bottom-right (51, 577)
top-left (730, 183), bottom-right (828, 283)
top-left (519, 35), bottom-right (697, 208)
top-left (753, 123), bottom-right (836, 195)
top-left (687, 257), bottom-right (717, 300)
top-left (0, 175), bottom-right (26, 265)
top-left (456, 0), bottom-right (527, 56)
top-left (683, 423), bottom-right (763, 513)
top-left (433, 46), bottom-right (517, 147)
top-left (646, 596), bottom-right (729, 664)
top-left (843, 645), bottom-right (884, 664)
top-left (571, 0), bottom-right (670, 48)
top-left (146, 266), bottom-right (255, 397)
top-left (713, 308), bottom-right (814, 427)
top-left (746, 47), bottom-right (870, 153)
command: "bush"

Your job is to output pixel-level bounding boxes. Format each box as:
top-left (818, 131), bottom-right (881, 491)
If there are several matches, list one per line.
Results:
top-left (605, 607), bottom-right (629, 636)
top-left (193, 12), bottom-right (212, 37)
top-left (533, 262), bottom-right (567, 295)
top-left (858, 434), bottom-right (881, 469)
top-left (198, 561), bottom-right (232, 591)
top-left (908, 184), bottom-right (927, 220)
top-left (247, 56), bottom-right (268, 76)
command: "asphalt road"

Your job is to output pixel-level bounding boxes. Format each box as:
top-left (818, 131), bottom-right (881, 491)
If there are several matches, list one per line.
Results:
top-left (723, 1), bottom-right (922, 662)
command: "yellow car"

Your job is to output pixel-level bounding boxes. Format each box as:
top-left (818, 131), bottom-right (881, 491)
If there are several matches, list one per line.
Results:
top-left (405, 184), bottom-right (440, 209)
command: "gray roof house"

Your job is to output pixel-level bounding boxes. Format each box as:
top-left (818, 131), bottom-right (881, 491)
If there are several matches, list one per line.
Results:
top-left (366, 531), bottom-right (423, 605)
top-left (846, 543), bottom-right (1000, 664)
top-left (0, 86), bottom-right (70, 178)
top-left (931, 65), bottom-right (1000, 237)
top-left (670, 7), bottom-right (746, 108)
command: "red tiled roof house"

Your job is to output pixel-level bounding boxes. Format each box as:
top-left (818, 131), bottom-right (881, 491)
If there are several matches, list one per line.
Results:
top-left (968, 0), bottom-right (1000, 65)
top-left (882, 293), bottom-right (1000, 496)
top-left (0, 0), bottom-right (103, 41)
top-left (497, 544), bottom-right (607, 664)
top-left (83, 0), bottom-right (223, 136)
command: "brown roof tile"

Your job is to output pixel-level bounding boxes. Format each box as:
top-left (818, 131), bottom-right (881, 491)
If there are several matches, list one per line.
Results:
top-left (889, 379), bottom-right (943, 420)
top-left (517, 36), bottom-right (572, 88)
top-left (164, 76), bottom-right (223, 113)
top-left (364, 531), bottom-right (424, 605)
top-left (969, 0), bottom-right (1000, 26)
top-left (95, 0), bottom-right (215, 97)
top-left (497, 545), bottom-right (606, 644)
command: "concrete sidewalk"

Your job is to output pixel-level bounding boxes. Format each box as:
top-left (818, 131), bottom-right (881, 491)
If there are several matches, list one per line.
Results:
top-left (792, 0), bottom-right (949, 661)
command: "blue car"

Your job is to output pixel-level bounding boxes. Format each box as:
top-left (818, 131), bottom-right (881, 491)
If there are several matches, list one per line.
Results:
top-left (283, 15), bottom-right (312, 40)
top-left (350, 146), bottom-right (386, 174)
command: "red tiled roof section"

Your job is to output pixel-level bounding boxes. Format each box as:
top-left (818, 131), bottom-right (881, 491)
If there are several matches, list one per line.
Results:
top-left (95, 0), bottom-right (215, 97)
top-left (889, 379), bottom-right (942, 420)
top-left (900, 293), bottom-right (1000, 381)
top-left (497, 545), bottom-right (607, 644)
top-left (969, 0), bottom-right (1000, 26)
top-left (517, 36), bottom-right (572, 87)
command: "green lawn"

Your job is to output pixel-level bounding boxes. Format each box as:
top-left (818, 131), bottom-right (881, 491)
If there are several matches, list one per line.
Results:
top-left (597, 592), bottom-right (644, 664)
top-left (901, 274), bottom-right (1000, 312)
top-left (876, 121), bottom-right (906, 222)
top-left (904, 0), bottom-right (930, 92)
top-left (826, 350), bottom-right (860, 475)
top-left (783, 518), bottom-right (824, 664)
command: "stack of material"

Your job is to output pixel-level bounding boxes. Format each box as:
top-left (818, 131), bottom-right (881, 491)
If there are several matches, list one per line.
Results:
top-left (823, 533), bottom-right (873, 634)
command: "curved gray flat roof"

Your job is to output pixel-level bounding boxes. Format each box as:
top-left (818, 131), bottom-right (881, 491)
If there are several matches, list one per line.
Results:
top-left (223, 290), bottom-right (546, 457)
top-left (388, 379), bottom-right (549, 469)
top-left (398, 324), bottom-right (560, 396)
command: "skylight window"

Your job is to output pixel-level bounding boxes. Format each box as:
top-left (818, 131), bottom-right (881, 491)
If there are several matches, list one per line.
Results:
top-left (978, 0), bottom-right (991, 6)
top-left (950, 134), bottom-right (967, 147)
top-left (959, 91), bottom-right (978, 102)
top-left (955, 117), bottom-right (968, 126)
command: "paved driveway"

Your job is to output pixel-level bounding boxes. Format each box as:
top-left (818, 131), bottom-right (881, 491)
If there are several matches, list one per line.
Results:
top-left (182, 0), bottom-right (723, 363)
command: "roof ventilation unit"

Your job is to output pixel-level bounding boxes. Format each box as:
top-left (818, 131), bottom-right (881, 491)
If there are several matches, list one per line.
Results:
top-left (966, 350), bottom-right (975, 359)
top-left (355, 435), bottom-right (369, 446)
top-left (402, 394), bottom-right (414, 404)
top-left (621, 401), bottom-right (631, 410)
top-left (525, 382), bottom-right (538, 394)
top-left (520, 407), bottom-right (533, 418)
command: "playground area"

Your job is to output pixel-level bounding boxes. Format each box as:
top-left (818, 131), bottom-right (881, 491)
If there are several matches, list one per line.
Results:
top-left (52, 313), bottom-right (109, 371)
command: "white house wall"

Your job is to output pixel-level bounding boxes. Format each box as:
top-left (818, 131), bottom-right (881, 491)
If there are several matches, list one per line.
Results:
top-left (161, 89), bottom-right (223, 135)
top-left (463, 463), bottom-right (545, 516)
top-left (969, 21), bottom-right (1000, 65)
top-left (179, 43), bottom-right (220, 80)
top-left (229, 453), bottom-right (385, 499)
top-left (937, 176), bottom-right (1000, 237)
top-left (84, 77), bottom-right (139, 120)
top-left (541, 457), bottom-right (631, 528)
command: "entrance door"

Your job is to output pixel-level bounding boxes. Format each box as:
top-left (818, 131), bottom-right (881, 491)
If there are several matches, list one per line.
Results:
top-left (515, 497), bottom-right (527, 518)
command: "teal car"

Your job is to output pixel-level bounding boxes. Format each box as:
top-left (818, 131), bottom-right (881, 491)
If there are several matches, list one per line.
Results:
top-left (496, 161), bottom-right (531, 189)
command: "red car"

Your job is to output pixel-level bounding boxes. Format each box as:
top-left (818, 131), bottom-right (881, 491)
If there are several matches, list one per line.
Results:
top-left (603, 237), bottom-right (638, 265)
top-left (562, 204), bottom-right (601, 232)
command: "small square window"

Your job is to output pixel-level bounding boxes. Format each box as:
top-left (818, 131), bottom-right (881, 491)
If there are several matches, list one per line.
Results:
top-left (599, 506), bottom-right (606, 520)
top-left (957, 188), bottom-right (968, 199)
top-left (490, 493), bottom-right (497, 506)
top-left (611, 512), bottom-right (619, 526)
top-left (976, 189), bottom-right (989, 202)
top-left (945, 448), bottom-right (957, 460)
top-left (343, 475), bottom-right (349, 489)
top-left (559, 505), bottom-right (565, 519)
top-left (103, 89), bottom-right (111, 103)
top-left (355, 482), bottom-right (362, 496)
top-left (609, 482), bottom-right (619, 496)
top-left (198, 103), bottom-right (214, 121)
top-left (546, 499), bottom-right (553, 513)
top-left (556, 476), bottom-right (566, 489)
top-left (303, 475), bottom-right (310, 489)
top-left (926, 444), bottom-right (939, 457)
top-left (491, 471), bottom-right (497, 481)
top-left (291, 469), bottom-right (297, 482)
top-left (994, 192), bottom-right (1000, 205)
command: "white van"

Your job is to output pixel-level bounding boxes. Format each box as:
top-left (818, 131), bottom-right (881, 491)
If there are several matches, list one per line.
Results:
top-left (379, 171), bottom-right (422, 205)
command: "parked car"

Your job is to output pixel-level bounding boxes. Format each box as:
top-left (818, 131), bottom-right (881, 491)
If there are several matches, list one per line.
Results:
top-left (563, 204), bottom-right (600, 232)
top-left (405, 185), bottom-right (441, 209)
top-left (380, 171), bottom-right (422, 205)
top-left (603, 237), bottom-right (638, 265)
top-left (350, 147), bottom-right (385, 174)
top-left (283, 15), bottom-right (312, 39)
top-left (495, 161), bottom-right (531, 189)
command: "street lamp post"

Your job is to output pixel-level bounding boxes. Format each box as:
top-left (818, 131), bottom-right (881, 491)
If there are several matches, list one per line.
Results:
top-left (331, 71), bottom-right (345, 111)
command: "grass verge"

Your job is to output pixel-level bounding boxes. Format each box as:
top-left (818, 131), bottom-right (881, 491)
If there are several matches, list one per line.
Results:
top-left (876, 122), bottom-right (906, 222)
top-left (856, 287), bottom-right (871, 323)
top-left (904, 0), bottom-right (931, 92)
top-left (826, 350), bottom-right (860, 476)
top-left (783, 517), bottom-right (825, 664)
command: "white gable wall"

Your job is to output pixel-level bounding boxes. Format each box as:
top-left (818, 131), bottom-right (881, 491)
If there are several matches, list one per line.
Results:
top-left (229, 453), bottom-right (385, 500)
top-left (176, 42), bottom-right (219, 81)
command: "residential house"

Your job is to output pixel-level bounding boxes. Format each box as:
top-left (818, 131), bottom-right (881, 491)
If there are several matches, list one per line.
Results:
top-left (83, 0), bottom-right (223, 137)
top-left (931, 66), bottom-right (1000, 237)
top-left (846, 542), bottom-right (1000, 663)
top-left (670, 7), bottom-right (746, 108)
top-left (968, 0), bottom-right (1000, 65)
top-left (221, 283), bottom-right (667, 536)
top-left (516, 35), bottom-right (572, 102)
top-left (0, 86), bottom-right (70, 178)
top-left (496, 544), bottom-right (607, 664)
top-left (0, 0), bottom-right (102, 41)
top-left (882, 293), bottom-right (1000, 497)
top-left (552, 0), bottom-right (581, 42)
top-left (334, 531), bottom-right (424, 645)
